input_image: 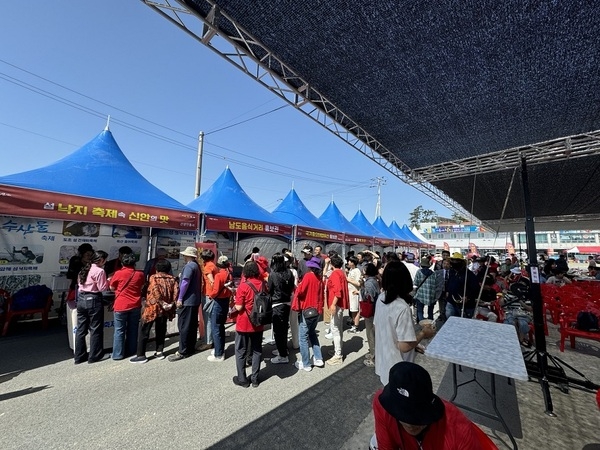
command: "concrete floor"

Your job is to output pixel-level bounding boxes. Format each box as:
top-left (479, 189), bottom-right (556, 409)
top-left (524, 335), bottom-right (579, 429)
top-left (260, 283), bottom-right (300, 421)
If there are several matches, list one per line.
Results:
top-left (1, 315), bottom-right (599, 450)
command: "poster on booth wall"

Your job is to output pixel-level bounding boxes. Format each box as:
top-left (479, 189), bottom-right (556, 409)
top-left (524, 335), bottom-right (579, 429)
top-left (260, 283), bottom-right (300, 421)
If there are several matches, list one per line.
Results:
top-left (0, 216), bottom-right (149, 295)
top-left (154, 229), bottom-right (197, 274)
top-left (204, 231), bottom-right (235, 260)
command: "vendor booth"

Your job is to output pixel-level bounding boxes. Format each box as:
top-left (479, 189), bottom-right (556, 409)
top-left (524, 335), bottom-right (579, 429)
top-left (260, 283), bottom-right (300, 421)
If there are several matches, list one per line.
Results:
top-left (272, 188), bottom-right (345, 253)
top-left (0, 127), bottom-right (198, 348)
top-left (351, 209), bottom-right (397, 252)
top-left (318, 201), bottom-right (371, 255)
top-left (187, 168), bottom-right (292, 263)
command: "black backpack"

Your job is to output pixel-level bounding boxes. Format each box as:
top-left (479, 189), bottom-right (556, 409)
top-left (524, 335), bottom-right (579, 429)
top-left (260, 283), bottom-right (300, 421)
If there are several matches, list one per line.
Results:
top-left (576, 311), bottom-right (599, 331)
top-left (245, 281), bottom-right (273, 326)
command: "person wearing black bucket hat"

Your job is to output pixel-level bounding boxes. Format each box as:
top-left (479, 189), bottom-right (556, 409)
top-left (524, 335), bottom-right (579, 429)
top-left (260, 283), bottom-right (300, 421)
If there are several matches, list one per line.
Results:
top-left (371, 362), bottom-right (482, 449)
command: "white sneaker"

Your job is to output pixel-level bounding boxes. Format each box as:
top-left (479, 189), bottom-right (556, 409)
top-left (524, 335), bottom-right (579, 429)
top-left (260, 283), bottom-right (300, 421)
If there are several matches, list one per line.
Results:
top-left (272, 349), bottom-right (279, 356)
top-left (313, 358), bottom-right (324, 367)
top-left (207, 354), bottom-right (224, 362)
top-left (294, 361), bottom-right (312, 372)
top-left (324, 333), bottom-right (333, 340)
top-left (270, 355), bottom-right (289, 364)
top-left (210, 349), bottom-right (215, 356)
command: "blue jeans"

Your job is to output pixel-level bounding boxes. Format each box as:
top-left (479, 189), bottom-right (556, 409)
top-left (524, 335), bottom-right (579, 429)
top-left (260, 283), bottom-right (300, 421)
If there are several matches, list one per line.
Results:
top-left (202, 295), bottom-right (213, 345)
top-left (298, 313), bottom-right (322, 367)
top-left (211, 298), bottom-right (230, 357)
top-left (445, 303), bottom-right (474, 319)
top-left (416, 300), bottom-right (434, 322)
top-left (113, 308), bottom-right (141, 360)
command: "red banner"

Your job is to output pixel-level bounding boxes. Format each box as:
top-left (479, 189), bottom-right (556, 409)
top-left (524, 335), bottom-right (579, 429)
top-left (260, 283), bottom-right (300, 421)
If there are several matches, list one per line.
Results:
top-left (374, 237), bottom-right (395, 246)
top-left (296, 226), bottom-right (344, 242)
top-left (344, 234), bottom-right (371, 245)
top-left (204, 215), bottom-right (292, 236)
top-left (0, 185), bottom-right (198, 231)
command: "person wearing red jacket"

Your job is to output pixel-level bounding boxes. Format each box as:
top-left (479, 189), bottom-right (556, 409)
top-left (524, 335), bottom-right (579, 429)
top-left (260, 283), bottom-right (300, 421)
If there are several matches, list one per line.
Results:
top-left (109, 253), bottom-right (145, 361)
top-left (233, 261), bottom-right (265, 388)
top-left (372, 362), bottom-right (485, 450)
top-left (326, 254), bottom-right (350, 365)
top-left (207, 255), bottom-right (234, 362)
top-left (291, 257), bottom-right (324, 371)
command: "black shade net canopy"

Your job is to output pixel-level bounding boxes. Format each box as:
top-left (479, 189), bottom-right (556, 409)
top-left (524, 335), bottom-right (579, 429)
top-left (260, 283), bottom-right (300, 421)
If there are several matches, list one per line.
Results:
top-left (143, 0), bottom-right (600, 232)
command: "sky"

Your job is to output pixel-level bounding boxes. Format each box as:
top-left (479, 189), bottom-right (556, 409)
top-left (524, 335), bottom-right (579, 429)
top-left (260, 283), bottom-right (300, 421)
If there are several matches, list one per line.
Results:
top-left (0, 1), bottom-right (451, 227)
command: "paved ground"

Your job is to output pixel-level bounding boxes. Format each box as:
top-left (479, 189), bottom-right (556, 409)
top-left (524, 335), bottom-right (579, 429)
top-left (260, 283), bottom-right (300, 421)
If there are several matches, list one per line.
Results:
top-left (1, 314), bottom-right (599, 450)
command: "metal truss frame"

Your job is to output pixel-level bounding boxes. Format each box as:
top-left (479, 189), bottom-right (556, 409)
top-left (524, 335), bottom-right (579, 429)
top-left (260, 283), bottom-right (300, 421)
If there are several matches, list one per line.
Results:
top-left (140, 0), bottom-right (473, 218)
top-left (411, 130), bottom-right (600, 183)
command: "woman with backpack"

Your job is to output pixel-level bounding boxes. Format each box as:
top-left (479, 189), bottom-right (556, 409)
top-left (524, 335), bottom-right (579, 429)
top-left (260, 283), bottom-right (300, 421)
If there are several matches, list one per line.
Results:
top-left (268, 253), bottom-right (296, 364)
top-left (233, 261), bottom-right (265, 388)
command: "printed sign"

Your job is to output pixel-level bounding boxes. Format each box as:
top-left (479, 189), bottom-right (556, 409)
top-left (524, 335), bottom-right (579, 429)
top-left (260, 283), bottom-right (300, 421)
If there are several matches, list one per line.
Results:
top-left (0, 185), bottom-right (198, 230)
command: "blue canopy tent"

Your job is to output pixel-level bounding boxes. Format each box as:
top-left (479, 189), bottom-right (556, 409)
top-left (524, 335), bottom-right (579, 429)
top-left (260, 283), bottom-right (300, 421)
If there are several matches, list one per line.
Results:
top-left (187, 167), bottom-right (292, 261)
top-left (389, 220), bottom-right (418, 245)
top-left (0, 128), bottom-right (198, 230)
top-left (350, 209), bottom-right (392, 246)
top-left (402, 224), bottom-right (430, 248)
top-left (319, 202), bottom-right (371, 249)
top-left (272, 189), bottom-right (343, 246)
top-left (372, 216), bottom-right (404, 243)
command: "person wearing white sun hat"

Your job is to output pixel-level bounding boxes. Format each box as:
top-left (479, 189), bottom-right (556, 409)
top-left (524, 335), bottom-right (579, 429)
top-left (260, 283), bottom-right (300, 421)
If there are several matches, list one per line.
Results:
top-left (169, 246), bottom-right (202, 362)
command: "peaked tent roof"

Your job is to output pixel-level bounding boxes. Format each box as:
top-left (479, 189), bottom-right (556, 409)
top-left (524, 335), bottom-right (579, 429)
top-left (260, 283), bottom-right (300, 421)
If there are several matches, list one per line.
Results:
top-left (318, 202), bottom-right (367, 237)
top-left (402, 224), bottom-right (429, 245)
top-left (350, 209), bottom-right (389, 240)
top-left (389, 221), bottom-right (415, 243)
top-left (272, 189), bottom-right (330, 230)
top-left (188, 167), bottom-right (288, 226)
top-left (372, 216), bottom-right (402, 241)
top-left (410, 226), bottom-right (435, 247)
top-left (0, 129), bottom-right (198, 230)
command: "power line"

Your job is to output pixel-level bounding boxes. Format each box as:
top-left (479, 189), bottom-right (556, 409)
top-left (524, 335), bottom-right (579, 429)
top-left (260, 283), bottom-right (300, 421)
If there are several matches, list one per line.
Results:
top-left (205, 105), bottom-right (289, 135)
top-left (0, 61), bottom-right (376, 192)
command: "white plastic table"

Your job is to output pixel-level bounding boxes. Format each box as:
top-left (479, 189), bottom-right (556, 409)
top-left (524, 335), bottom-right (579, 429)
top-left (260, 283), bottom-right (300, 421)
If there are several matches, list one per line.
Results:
top-left (426, 316), bottom-right (528, 450)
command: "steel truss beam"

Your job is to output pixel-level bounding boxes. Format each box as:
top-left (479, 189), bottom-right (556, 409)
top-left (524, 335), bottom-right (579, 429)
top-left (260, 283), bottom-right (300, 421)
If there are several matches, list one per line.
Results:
top-left (411, 130), bottom-right (600, 183)
top-left (141, 0), bottom-right (473, 219)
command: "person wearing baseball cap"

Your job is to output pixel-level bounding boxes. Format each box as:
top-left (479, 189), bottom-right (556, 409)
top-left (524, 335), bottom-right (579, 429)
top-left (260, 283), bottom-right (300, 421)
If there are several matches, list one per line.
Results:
top-left (372, 362), bottom-right (482, 449)
top-left (297, 245), bottom-right (314, 282)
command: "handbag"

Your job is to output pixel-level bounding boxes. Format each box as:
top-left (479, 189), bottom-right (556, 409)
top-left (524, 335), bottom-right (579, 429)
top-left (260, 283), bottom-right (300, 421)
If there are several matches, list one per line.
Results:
top-left (302, 307), bottom-right (319, 319)
top-left (359, 300), bottom-right (375, 318)
top-left (101, 290), bottom-right (115, 306)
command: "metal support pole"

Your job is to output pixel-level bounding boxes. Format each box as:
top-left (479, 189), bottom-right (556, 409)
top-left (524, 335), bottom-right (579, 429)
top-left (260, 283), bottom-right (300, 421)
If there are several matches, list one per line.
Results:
top-left (194, 131), bottom-right (205, 198)
top-left (521, 157), bottom-right (555, 416)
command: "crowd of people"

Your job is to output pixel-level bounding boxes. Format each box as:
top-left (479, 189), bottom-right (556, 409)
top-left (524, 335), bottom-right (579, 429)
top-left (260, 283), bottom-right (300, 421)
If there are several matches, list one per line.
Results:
top-left (68, 242), bottom-right (545, 447)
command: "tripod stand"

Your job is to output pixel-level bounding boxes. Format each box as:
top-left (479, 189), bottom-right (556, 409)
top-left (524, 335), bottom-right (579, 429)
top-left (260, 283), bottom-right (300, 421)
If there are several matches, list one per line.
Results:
top-left (520, 157), bottom-right (599, 416)
top-left (522, 347), bottom-right (599, 393)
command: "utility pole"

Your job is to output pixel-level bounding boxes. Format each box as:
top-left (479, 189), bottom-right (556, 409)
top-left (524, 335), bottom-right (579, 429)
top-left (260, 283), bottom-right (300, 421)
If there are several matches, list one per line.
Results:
top-left (371, 176), bottom-right (387, 217)
top-left (194, 131), bottom-right (205, 198)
